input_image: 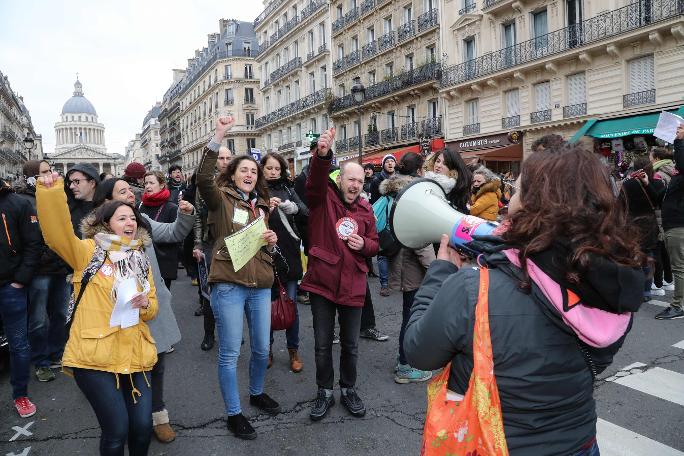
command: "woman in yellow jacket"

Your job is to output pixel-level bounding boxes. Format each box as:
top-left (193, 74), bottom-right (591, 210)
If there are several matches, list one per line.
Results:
top-left (469, 166), bottom-right (502, 222)
top-left (36, 172), bottom-right (158, 456)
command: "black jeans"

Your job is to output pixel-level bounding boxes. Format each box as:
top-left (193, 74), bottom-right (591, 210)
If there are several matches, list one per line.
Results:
top-left (310, 293), bottom-right (363, 389)
top-left (151, 352), bottom-right (165, 413)
top-left (360, 281), bottom-right (375, 331)
top-left (398, 290), bottom-right (417, 366)
top-left (654, 240), bottom-right (673, 287)
top-left (163, 278), bottom-right (173, 291)
top-left (201, 245), bottom-right (215, 338)
top-left (73, 368), bottom-right (152, 456)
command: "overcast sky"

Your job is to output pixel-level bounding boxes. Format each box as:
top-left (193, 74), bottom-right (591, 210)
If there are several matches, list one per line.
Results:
top-left (0, 0), bottom-right (263, 157)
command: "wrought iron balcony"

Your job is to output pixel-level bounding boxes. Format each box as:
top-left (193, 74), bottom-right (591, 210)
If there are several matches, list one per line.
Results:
top-left (563, 103), bottom-right (587, 118)
top-left (365, 131), bottom-right (380, 147)
top-left (332, 16), bottom-right (345, 34)
top-left (301, 0), bottom-right (326, 19)
top-left (333, 58), bottom-right (346, 74)
top-left (378, 31), bottom-right (396, 52)
top-left (318, 44), bottom-right (328, 54)
top-left (417, 9), bottom-right (439, 32)
top-left (278, 142), bottom-right (296, 151)
top-left (269, 57), bottom-right (303, 85)
top-left (362, 42), bottom-right (377, 60)
top-left (459, 2), bottom-right (476, 15)
top-left (306, 44), bottom-right (328, 63)
top-left (401, 122), bottom-right (418, 140)
top-left (345, 7), bottom-right (359, 24)
top-left (336, 138), bottom-right (349, 152)
top-left (421, 117), bottom-right (443, 137)
top-left (346, 50), bottom-right (361, 67)
top-left (254, 0), bottom-right (286, 27)
top-left (331, 63), bottom-right (441, 113)
top-left (397, 20), bottom-right (416, 43)
top-left (442, 0), bottom-right (682, 89)
top-left (255, 88), bottom-right (331, 129)
top-left (502, 115), bottom-right (520, 129)
top-left (531, 109), bottom-right (552, 124)
top-left (348, 136), bottom-right (360, 149)
top-left (624, 89), bottom-right (656, 108)
top-left (243, 99), bottom-right (257, 107)
top-left (361, 0), bottom-right (376, 16)
top-left (463, 123), bottom-right (480, 135)
top-left (381, 127), bottom-right (399, 143)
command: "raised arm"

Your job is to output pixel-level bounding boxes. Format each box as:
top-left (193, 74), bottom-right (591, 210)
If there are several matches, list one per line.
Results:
top-left (306, 127), bottom-right (336, 209)
top-left (35, 173), bottom-right (92, 271)
top-left (197, 116), bottom-right (236, 211)
top-left (142, 201), bottom-right (195, 244)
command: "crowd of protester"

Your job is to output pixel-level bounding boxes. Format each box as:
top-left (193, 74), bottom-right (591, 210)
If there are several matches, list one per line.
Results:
top-left (0, 116), bottom-right (682, 455)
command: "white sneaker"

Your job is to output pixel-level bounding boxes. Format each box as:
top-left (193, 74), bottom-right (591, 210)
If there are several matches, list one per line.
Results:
top-left (651, 288), bottom-right (666, 296)
top-left (651, 283), bottom-right (662, 290)
top-left (664, 282), bottom-right (675, 291)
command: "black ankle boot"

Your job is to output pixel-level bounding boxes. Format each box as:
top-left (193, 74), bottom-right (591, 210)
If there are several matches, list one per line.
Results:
top-left (227, 413), bottom-right (256, 440)
top-left (200, 334), bottom-right (214, 351)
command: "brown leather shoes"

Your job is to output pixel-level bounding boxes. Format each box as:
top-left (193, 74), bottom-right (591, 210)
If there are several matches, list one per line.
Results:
top-left (152, 409), bottom-right (176, 443)
top-left (288, 348), bottom-right (303, 373)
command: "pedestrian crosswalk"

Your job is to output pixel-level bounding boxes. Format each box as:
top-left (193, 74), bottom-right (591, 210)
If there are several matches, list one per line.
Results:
top-left (596, 339), bottom-right (684, 455)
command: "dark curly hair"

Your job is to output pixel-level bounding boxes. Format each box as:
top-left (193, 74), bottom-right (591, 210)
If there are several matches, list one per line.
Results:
top-left (216, 155), bottom-right (269, 199)
top-left (502, 143), bottom-right (645, 287)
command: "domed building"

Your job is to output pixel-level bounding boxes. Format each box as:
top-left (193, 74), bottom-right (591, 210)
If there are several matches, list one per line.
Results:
top-left (49, 78), bottom-right (123, 175)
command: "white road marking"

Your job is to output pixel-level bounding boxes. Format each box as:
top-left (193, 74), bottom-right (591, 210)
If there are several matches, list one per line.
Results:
top-left (5, 447), bottom-right (31, 456)
top-left (673, 340), bottom-right (684, 350)
top-left (647, 299), bottom-right (670, 307)
top-left (620, 362), bottom-right (647, 371)
top-left (609, 367), bottom-right (684, 407)
top-left (8, 422), bottom-right (33, 442)
top-left (597, 419), bottom-right (684, 456)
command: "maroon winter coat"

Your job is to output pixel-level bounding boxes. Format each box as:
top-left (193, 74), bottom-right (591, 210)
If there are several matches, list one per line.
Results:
top-left (300, 152), bottom-right (379, 307)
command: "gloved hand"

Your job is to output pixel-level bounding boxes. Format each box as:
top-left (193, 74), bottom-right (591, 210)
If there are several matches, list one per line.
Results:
top-left (279, 200), bottom-right (299, 215)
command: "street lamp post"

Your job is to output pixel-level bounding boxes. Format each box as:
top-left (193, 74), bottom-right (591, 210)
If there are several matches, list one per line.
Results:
top-left (351, 76), bottom-right (366, 164)
top-left (23, 132), bottom-right (35, 161)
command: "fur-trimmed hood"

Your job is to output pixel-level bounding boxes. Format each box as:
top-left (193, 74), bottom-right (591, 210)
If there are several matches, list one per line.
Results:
top-left (473, 179), bottom-right (502, 199)
top-left (424, 171), bottom-right (456, 194)
top-left (379, 174), bottom-right (414, 195)
top-left (80, 211), bottom-right (152, 246)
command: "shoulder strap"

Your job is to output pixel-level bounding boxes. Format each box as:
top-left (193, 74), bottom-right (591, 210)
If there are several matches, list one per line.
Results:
top-left (65, 250), bottom-right (109, 334)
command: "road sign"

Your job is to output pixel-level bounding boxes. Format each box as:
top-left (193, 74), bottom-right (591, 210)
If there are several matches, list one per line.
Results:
top-left (305, 130), bottom-right (320, 142)
top-left (250, 148), bottom-right (261, 161)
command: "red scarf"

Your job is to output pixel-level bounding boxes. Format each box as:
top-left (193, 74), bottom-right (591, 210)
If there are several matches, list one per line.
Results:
top-left (141, 188), bottom-right (170, 207)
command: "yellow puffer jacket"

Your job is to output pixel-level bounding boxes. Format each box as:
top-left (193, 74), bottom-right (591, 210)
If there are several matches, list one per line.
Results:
top-left (470, 179), bottom-right (502, 222)
top-left (36, 181), bottom-right (158, 375)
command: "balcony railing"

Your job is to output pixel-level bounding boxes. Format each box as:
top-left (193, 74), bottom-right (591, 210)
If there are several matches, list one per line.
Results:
top-left (330, 63), bottom-right (441, 113)
top-left (177, 48), bottom-right (257, 98)
top-left (365, 131), bottom-right (380, 147)
top-left (381, 127), bottom-right (399, 143)
top-left (422, 117), bottom-right (443, 137)
top-left (345, 7), bottom-right (360, 24)
top-left (243, 99), bottom-right (257, 107)
top-left (255, 88), bottom-right (331, 129)
top-left (306, 44), bottom-right (328, 63)
top-left (336, 138), bottom-right (349, 152)
top-left (563, 103), bottom-right (587, 118)
top-left (362, 42), bottom-right (377, 60)
top-left (397, 20), bottom-right (416, 43)
top-left (278, 142), bottom-right (296, 151)
top-left (502, 115), bottom-right (520, 129)
top-left (459, 2), bottom-right (476, 15)
top-left (378, 31), bottom-right (396, 52)
top-left (531, 109), bottom-right (552, 124)
top-left (361, 0), bottom-right (376, 16)
top-left (401, 122), bottom-right (418, 140)
top-left (346, 50), bottom-right (361, 68)
top-left (301, 0), bottom-right (326, 19)
top-left (463, 123), bottom-right (480, 135)
top-left (442, 0), bottom-right (683, 89)
top-left (417, 8), bottom-right (439, 32)
top-left (348, 136), bottom-right (360, 149)
top-left (332, 16), bottom-right (345, 34)
top-left (268, 57), bottom-right (303, 85)
top-left (254, 0), bottom-right (287, 27)
top-left (623, 89), bottom-right (656, 108)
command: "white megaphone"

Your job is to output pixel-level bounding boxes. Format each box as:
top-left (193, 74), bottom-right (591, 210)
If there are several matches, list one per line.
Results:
top-left (390, 178), bottom-right (499, 256)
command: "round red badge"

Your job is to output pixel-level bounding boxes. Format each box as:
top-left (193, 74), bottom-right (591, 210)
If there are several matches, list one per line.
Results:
top-left (336, 217), bottom-right (358, 240)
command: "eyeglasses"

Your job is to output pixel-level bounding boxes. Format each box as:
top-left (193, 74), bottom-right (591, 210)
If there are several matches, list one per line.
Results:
top-left (68, 178), bottom-right (88, 186)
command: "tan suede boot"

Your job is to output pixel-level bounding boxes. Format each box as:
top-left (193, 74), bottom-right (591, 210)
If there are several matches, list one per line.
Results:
top-left (288, 348), bottom-right (303, 373)
top-left (152, 409), bottom-right (176, 443)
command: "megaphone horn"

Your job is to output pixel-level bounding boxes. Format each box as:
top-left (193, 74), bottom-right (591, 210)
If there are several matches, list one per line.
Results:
top-left (389, 178), bottom-right (498, 256)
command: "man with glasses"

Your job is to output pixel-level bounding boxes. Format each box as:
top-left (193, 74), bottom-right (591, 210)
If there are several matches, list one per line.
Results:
top-left (65, 164), bottom-right (100, 238)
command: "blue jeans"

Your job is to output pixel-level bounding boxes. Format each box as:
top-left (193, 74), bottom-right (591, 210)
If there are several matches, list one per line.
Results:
top-left (0, 282), bottom-right (31, 399)
top-left (73, 368), bottom-right (152, 456)
top-left (572, 441), bottom-right (600, 456)
top-left (377, 255), bottom-right (389, 288)
top-left (27, 274), bottom-right (69, 368)
top-left (270, 280), bottom-right (300, 349)
top-left (211, 283), bottom-right (271, 416)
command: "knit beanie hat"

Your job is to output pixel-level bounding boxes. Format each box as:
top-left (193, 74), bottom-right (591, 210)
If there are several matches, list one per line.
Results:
top-left (67, 163), bottom-right (101, 184)
top-left (382, 154), bottom-right (396, 167)
top-left (124, 162), bottom-right (146, 179)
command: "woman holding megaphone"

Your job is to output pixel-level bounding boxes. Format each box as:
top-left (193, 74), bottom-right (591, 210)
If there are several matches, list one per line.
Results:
top-left (404, 144), bottom-right (645, 455)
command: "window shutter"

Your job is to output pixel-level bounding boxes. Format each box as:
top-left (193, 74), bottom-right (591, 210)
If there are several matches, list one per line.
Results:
top-left (567, 73), bottom-right (586, 105)
top-left (505, 90), bottom-right (519, 116)
top-left (630, 55), bottom-right (654, 93)
top-left (535, 82), bottom-right (550, 111)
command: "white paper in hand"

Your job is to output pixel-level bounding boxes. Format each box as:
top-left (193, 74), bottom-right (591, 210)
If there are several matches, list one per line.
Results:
top-left (653, 111), bottom-right (684, 144)
top-left (109, 277), bottom-right (141, 329)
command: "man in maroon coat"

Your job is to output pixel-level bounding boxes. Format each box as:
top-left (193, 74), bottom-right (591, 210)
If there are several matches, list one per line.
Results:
top-left (301, 127), bottom-right (379, 421)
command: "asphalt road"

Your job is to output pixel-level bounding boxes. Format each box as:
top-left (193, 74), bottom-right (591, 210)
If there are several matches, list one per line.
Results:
top-left (1, 271), bottom-right (683, 456)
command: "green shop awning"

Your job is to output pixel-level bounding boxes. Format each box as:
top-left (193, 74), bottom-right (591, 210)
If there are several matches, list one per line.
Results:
top-left (570, 106), bottom-right (684, 142)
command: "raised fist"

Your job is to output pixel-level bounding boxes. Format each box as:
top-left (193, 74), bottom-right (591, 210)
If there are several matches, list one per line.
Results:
top-left (316, 127), bottom-right (336, 157)
top-left (38, 172), bottom-right (61, 189)
top-left (215, 116), bottom-right (236, 139)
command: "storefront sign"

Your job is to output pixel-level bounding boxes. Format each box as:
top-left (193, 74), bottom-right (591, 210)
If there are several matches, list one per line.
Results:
top-left (448, 132), bottom-right (522, 152)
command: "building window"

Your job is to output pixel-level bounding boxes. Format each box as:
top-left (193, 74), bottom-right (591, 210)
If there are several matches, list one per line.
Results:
top-left (367, 26), bottom-right (375, 44)
top-left (502, 22), bottom-right (516, 48)
top-left (338, 83), bottom-right (346, 96)
top-left (225, 65), bottom-right (232, 79)
top-left (403, 4), bottom-right (412, 23)
top-left (407, 105), bottom-right (416, 123)
top-left (244, 64), bottom-right (253, 79)
top-left (405, 54), bottom-right (414, 71)
top-left (534, 81), bottom-right (551, 112)
top-left (322, 115), bottom-right (329, 130)
top-left (338, 44), bottom-right (345, 60)
top-left (532, 9), bottom-right (549, 51)
top-left (504, 89), bottom-right (520, 117)
top-left (387, 111), bottom-right (395, 129)
top-left (368, 70), bottom-right (376, 85)
top-left (309, 72), bottom-right (316, 93)
top-left (308, 31), bottom-right (315, 54)
top-left (426, 45), bottom-right (436, 63)
top-left (352, 36), bottom-right (359, 52)
top-left (293, 40), bottom-right (299, 58)
top-left (246, 113), bottom-right (255, 126)
top-left (566, 73), bottom-right (586, 106)
top-left (628, 55), bottom-right (655, 95)
top-left (385, 62), bottom-right (393, 78)
top-left (294, 80), bottom-right (300, 99)
top-left (341, 125), bottom-right (348, 140)
top-left (427, 99), bottom-right (438, 119)
top-left (336, 5), bottom-right (343, 19)
top-left (321, 66), bottom-right (328, 88)
top-left (310, 117), bottom-right (317, 132)
top-left (227, 138), bottom-right (235, 152)
top-left (319, 23), bottom-right (327, 45)
top-left (266, 134), bottom-right (272, 149)
top-left (465, 99), bottom-right (479, 125)
top-left (383, 16), bottom-right (392, 33)
top-left (247, 138), bottom-right (256, 150)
